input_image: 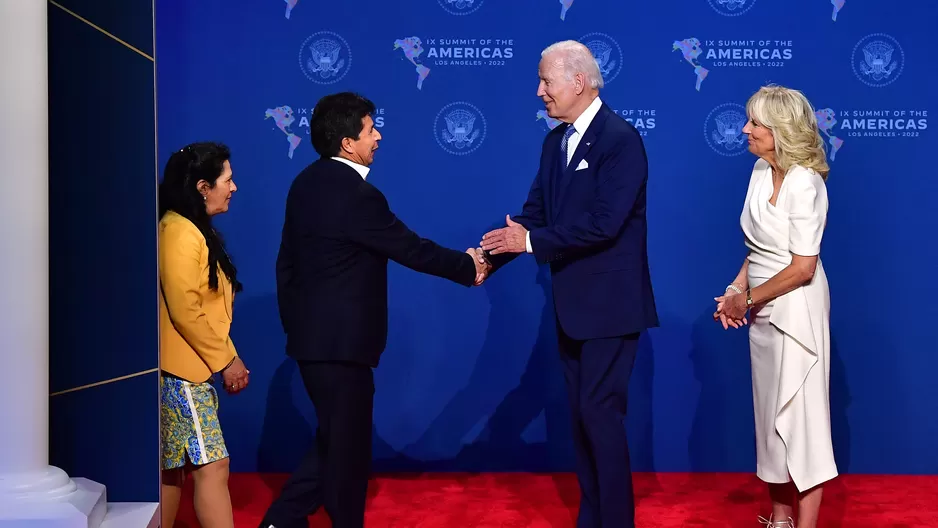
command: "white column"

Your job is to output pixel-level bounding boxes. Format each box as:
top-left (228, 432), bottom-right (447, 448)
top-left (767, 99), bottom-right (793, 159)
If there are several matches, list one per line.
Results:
top-left (0, 2), bottom-right (105, 526)
top-left (0, 0), bottom-right (52, 479)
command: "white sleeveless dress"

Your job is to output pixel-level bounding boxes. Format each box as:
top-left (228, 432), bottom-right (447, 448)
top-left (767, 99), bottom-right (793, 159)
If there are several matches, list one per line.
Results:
top-left (740, 158), bottom-right (838, 492)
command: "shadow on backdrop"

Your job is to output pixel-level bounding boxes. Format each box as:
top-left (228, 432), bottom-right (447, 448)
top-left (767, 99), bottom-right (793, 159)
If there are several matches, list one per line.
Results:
top-left (245, 261), bottom-right (661, 510)
top-left (827, 336), bottom-right (850, 525)
top-left (393, 264), bottom-right (567, 471)
top-left (629, 331), bottom-right (658, 501)
top-left (686, 304), bottom-right (853, 523)
top-left (688, 306), bottom-right (755, 472)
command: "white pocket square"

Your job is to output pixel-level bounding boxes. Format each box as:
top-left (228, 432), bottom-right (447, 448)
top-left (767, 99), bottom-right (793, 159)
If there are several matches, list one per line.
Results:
top-left (575, 159), bottom-right (589, 171)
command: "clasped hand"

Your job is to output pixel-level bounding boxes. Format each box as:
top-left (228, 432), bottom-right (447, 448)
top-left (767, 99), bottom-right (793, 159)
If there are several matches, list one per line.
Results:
top-left (221, 357), bottom-right (250, 394)
top-left (712, 289), bottom-right (749, 330)
top-left (466, 248), bottom-right (491, 286)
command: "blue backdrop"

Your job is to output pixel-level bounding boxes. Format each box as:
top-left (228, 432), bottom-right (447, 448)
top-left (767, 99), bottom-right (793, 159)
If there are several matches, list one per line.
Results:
top-left (155, 0), bottom-right (938, 475)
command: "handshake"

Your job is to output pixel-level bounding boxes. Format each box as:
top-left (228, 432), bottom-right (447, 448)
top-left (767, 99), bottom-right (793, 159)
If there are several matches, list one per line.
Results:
top-left (466, 247), bottom-right (492, 286)
top-left (463, 215), bottom-right (530, 286)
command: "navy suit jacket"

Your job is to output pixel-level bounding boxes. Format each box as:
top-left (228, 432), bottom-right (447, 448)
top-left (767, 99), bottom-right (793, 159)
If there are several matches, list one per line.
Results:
top-left (276, 158), bottom-right (477, 367)
top-left (489, 103), bottom-right (658, 340)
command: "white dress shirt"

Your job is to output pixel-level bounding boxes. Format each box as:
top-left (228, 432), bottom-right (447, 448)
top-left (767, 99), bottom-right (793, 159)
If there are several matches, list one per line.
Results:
top-left (525, 96), bottom-right (603, 253)
top-left (332, 156), bottom-right (370, 180)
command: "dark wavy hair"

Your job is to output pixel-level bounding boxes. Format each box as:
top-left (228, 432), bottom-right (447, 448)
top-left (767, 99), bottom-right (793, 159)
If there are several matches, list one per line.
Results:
top-left (310, 92), bottom-right (377, 157)
top-left (158, 142), bottom-right (242, 293)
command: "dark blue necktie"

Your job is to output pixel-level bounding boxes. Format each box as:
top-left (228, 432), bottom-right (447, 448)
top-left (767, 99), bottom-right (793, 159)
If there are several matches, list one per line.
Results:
top-left (555, 125), bottom-right (577, 206)
top-left (559, 125), bottom-right (576, 167)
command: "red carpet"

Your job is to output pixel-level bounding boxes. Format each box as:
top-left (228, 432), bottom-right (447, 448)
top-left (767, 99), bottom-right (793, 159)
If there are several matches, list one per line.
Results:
top-left (174, 472), bottom-right (937, 527)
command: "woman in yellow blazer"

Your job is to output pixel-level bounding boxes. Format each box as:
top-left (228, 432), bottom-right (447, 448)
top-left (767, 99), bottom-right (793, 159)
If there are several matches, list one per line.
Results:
top-left (158, 142), bottom-right (248, 528)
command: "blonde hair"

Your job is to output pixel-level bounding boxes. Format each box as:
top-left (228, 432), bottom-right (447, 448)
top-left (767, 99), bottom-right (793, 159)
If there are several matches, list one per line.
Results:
top-left (746, 85), bottom-right (830, 180)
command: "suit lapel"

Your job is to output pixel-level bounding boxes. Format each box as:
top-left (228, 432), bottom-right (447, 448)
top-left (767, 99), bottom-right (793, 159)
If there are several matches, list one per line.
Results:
top-left (564, 127), bottom-right (597, 176)
top-left (553, 105), bottom-right (610, 220)
top-left (544, 129), bottom-right (563, 220)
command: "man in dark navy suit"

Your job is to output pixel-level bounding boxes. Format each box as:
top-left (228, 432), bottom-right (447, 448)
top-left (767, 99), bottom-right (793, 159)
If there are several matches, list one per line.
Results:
top-left (261, 92), bottom-right (488, 528)
top-left (480, 40), bottom-right (658, 528)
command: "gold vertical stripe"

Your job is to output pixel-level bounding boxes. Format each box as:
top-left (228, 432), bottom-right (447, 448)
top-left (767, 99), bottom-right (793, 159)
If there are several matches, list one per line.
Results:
top-left (48, 0), bottom-right (154, 61)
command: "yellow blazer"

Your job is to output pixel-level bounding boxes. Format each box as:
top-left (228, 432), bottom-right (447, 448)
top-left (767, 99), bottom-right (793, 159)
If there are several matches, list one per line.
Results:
top-left (158, 210), bottom-right (238, 383)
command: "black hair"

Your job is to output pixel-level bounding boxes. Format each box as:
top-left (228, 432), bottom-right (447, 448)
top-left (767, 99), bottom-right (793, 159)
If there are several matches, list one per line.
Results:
top-left (157, 142), bottom-right (242, 293)
top-left (309, 92), bottom-right (377, 157)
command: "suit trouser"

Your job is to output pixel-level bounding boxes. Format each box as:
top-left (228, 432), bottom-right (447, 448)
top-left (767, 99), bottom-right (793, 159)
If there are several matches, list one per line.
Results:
top-left (260, 360), bottom-right (374, 528)
top-left (558, 326), bottom-right (640, 528)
